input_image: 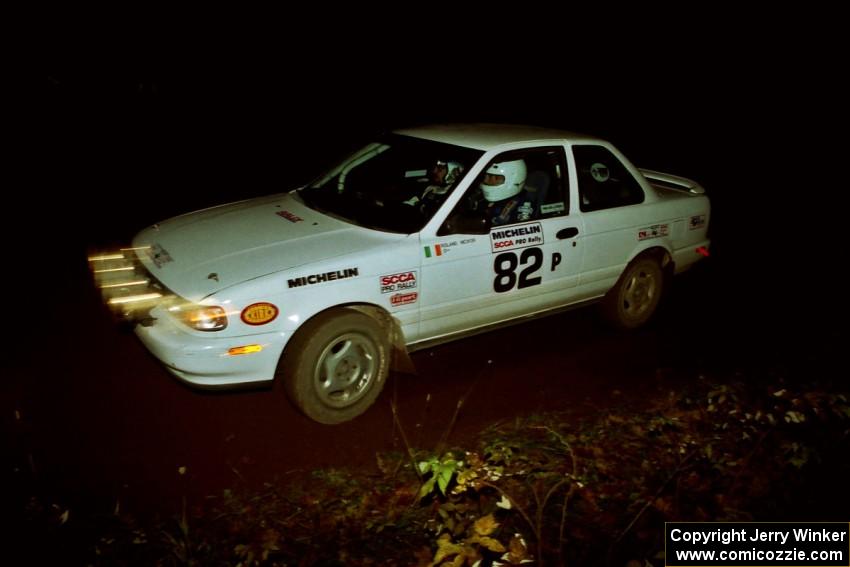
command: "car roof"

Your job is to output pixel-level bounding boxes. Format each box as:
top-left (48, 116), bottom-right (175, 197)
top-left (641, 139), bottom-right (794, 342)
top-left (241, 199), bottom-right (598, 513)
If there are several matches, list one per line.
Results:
top-left (393, 123), bottom-right (603, 151)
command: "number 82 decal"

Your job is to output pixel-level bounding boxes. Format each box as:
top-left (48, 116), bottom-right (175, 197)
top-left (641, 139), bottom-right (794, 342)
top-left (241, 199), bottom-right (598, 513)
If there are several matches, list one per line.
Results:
top-left (493, 247), bottom-right (543, 293)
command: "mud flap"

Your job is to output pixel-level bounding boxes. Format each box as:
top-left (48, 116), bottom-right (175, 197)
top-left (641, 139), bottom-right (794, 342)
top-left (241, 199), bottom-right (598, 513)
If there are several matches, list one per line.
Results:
top-left (371, 309), bottom-right (417, 375)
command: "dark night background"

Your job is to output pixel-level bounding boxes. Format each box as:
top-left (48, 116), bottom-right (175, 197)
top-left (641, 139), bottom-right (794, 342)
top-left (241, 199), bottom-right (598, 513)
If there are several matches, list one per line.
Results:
top-left (7, 13), bottom-right (848, 563)
top-left (29, 17), bottom-right (845, 312)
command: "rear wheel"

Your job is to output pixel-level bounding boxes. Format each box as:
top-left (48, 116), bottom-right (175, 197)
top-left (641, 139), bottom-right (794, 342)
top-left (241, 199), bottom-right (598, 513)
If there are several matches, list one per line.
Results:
top-left (279, 308), bottom-right (389, 424)
top-left (602, 256), bottom-right (664, 329)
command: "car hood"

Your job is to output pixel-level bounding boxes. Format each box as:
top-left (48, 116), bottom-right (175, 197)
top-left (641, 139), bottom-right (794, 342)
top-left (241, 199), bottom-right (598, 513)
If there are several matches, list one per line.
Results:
top-left (133, 192), bottom-right (400, 301)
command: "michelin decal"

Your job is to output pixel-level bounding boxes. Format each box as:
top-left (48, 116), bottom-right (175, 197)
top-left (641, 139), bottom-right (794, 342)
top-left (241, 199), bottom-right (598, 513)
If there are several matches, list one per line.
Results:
top-left (288, 268), bottom-right (359, 288)
top-left (490, 222), bottom-right (544, 253)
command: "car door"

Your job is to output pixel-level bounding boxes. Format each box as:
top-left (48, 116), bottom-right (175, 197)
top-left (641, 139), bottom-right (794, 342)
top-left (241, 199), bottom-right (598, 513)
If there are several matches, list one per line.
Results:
top-left (417, 146), bottom-right (585, 339)
top-left (570, 143), bottom-right (666, 296)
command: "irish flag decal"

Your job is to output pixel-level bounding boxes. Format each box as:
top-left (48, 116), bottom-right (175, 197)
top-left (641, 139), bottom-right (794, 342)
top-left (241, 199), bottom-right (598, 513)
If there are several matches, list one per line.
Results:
top-left (424, 244), bottom-right (443, 258)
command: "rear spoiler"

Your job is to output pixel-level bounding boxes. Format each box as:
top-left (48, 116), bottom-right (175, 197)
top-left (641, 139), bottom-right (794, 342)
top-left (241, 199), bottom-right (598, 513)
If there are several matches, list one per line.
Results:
top-left (639, 168), bottom-right (705, 195)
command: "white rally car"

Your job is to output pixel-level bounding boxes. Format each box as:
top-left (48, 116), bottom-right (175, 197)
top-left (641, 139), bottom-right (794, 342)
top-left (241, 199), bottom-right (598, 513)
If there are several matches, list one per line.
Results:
top-left (91, 123), bottom-right (710, 423)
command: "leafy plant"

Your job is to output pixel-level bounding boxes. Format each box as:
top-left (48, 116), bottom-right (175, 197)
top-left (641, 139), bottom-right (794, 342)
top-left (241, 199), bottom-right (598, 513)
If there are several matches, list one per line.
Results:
top-left (418, 453), bottom-right (464, 501)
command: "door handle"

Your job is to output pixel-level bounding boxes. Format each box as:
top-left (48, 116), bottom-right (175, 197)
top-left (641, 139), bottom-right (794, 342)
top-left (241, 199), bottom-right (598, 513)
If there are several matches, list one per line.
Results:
top-left (556, 227), bottom-right (579, 239)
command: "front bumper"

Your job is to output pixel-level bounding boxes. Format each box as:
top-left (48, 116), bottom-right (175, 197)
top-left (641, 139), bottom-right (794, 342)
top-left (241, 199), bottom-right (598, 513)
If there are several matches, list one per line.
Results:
top-left (90, 246), bottom-right (288, 387)
top-left (134, 310), bottom-right (288, 388)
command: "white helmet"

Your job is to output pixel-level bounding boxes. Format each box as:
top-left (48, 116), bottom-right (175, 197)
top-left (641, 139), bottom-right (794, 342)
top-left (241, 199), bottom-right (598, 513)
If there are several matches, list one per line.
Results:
top-left (432, 160), bottom-right (464, 187)
top-left (444, 161), bottom-right (464, 185)
top-left (480, 159), bottom-right (527, 202)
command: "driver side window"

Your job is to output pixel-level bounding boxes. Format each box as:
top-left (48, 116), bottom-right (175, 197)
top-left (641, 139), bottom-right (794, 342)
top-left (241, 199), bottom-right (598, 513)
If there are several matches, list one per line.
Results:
top-left (440, 146), bottom-right (569, 235)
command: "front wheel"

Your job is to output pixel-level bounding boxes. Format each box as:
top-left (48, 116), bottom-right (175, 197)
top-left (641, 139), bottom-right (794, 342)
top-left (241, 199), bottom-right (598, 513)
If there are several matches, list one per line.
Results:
top-left (602, 256), bottom-right (664, 329)
top-left (279, 308), bottom-right (389, 424)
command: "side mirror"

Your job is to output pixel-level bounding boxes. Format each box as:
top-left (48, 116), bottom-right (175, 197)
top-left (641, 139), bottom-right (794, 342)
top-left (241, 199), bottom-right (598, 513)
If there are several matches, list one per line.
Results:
top-left (439, 211), bottom-right (489, 236)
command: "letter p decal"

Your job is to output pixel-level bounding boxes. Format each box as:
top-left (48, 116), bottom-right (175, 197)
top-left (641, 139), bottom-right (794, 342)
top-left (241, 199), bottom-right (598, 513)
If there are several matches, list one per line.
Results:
top-left (551, 252), bottom-right (562, 271)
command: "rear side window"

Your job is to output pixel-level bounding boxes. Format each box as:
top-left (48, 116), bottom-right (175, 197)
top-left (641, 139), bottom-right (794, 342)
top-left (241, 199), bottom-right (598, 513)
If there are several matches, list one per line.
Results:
top-left (573, 145), bottom-right (644, 212)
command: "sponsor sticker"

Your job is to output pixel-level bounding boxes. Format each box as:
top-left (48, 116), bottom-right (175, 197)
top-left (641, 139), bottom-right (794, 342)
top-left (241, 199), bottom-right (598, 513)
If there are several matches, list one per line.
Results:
top-left (146, 243), bottom-right (173, 268)
top-left (540, 202), bottom-right (565, 215)
top-left (689, 214), bottom-right (706, 230)
top-left (287, 268), bottom-right (359, 288)
top-left (390, 292), bottom-right (418, 306)
top-left (241, 302), bottom-right (278, 325)
top-left (380, 271), bottom-right (417, 294)
top-left (637, 223), bottom-right (669, 241)
top-left (490, 222), bottom-right (544, 253)
top-left (276, 210), bottom-right (303, 223)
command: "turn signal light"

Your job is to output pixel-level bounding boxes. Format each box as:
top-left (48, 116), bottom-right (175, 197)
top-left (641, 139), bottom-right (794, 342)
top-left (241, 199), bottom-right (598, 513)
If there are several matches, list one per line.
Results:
top-left (227, 344), bottom-right (263, 356)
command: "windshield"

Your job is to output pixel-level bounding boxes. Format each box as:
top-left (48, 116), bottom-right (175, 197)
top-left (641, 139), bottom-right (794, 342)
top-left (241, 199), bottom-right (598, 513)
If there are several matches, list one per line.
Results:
top-left (298, 134), bottom-right (483, 233)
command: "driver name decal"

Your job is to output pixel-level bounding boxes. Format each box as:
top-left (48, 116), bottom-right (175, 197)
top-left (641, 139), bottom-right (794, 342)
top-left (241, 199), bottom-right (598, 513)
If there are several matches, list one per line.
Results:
top-left (288, 268), bottom-right (359, 288)
top-left (490, 222), bottom-right (543, 253)
top-left (423, 238), bottom-right (476, 259)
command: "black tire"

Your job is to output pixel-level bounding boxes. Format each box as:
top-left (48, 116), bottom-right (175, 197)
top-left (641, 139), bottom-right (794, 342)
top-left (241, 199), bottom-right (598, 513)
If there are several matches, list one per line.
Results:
top-left (602, 255), bottom-right (664, 329)
top-left (279, 308), bottom-right (389, 424)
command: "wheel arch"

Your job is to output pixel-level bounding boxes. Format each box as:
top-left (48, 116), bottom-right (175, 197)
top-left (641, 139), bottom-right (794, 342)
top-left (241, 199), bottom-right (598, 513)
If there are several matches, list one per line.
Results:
top-left (627, 245), bottom-right (674, 281)
top-left (278, 301), bottom-right (411, 375)
top-left (600, 245), bottom-right (671, 330)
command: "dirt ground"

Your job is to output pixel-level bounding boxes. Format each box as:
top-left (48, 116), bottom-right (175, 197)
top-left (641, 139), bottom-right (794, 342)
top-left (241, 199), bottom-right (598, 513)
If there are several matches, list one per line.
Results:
top-left (5, 248), bottom-right (842, 529)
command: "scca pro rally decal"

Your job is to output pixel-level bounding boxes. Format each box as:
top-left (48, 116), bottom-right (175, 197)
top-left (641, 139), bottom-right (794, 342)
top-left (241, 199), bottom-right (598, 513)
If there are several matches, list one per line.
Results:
top-left (637, 224), bottom-right (669, 241)
top-left (288, 268), bottom-right (358, 288)
top-left (380, 271), bottom-right (417, 294)
top-left (490, 222), bottom-right (543, 253)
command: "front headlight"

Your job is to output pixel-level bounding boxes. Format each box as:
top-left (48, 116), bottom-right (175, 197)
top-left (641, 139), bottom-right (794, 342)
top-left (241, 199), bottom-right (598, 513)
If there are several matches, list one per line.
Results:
top-left (169, 303), bottom-right (228, 331)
